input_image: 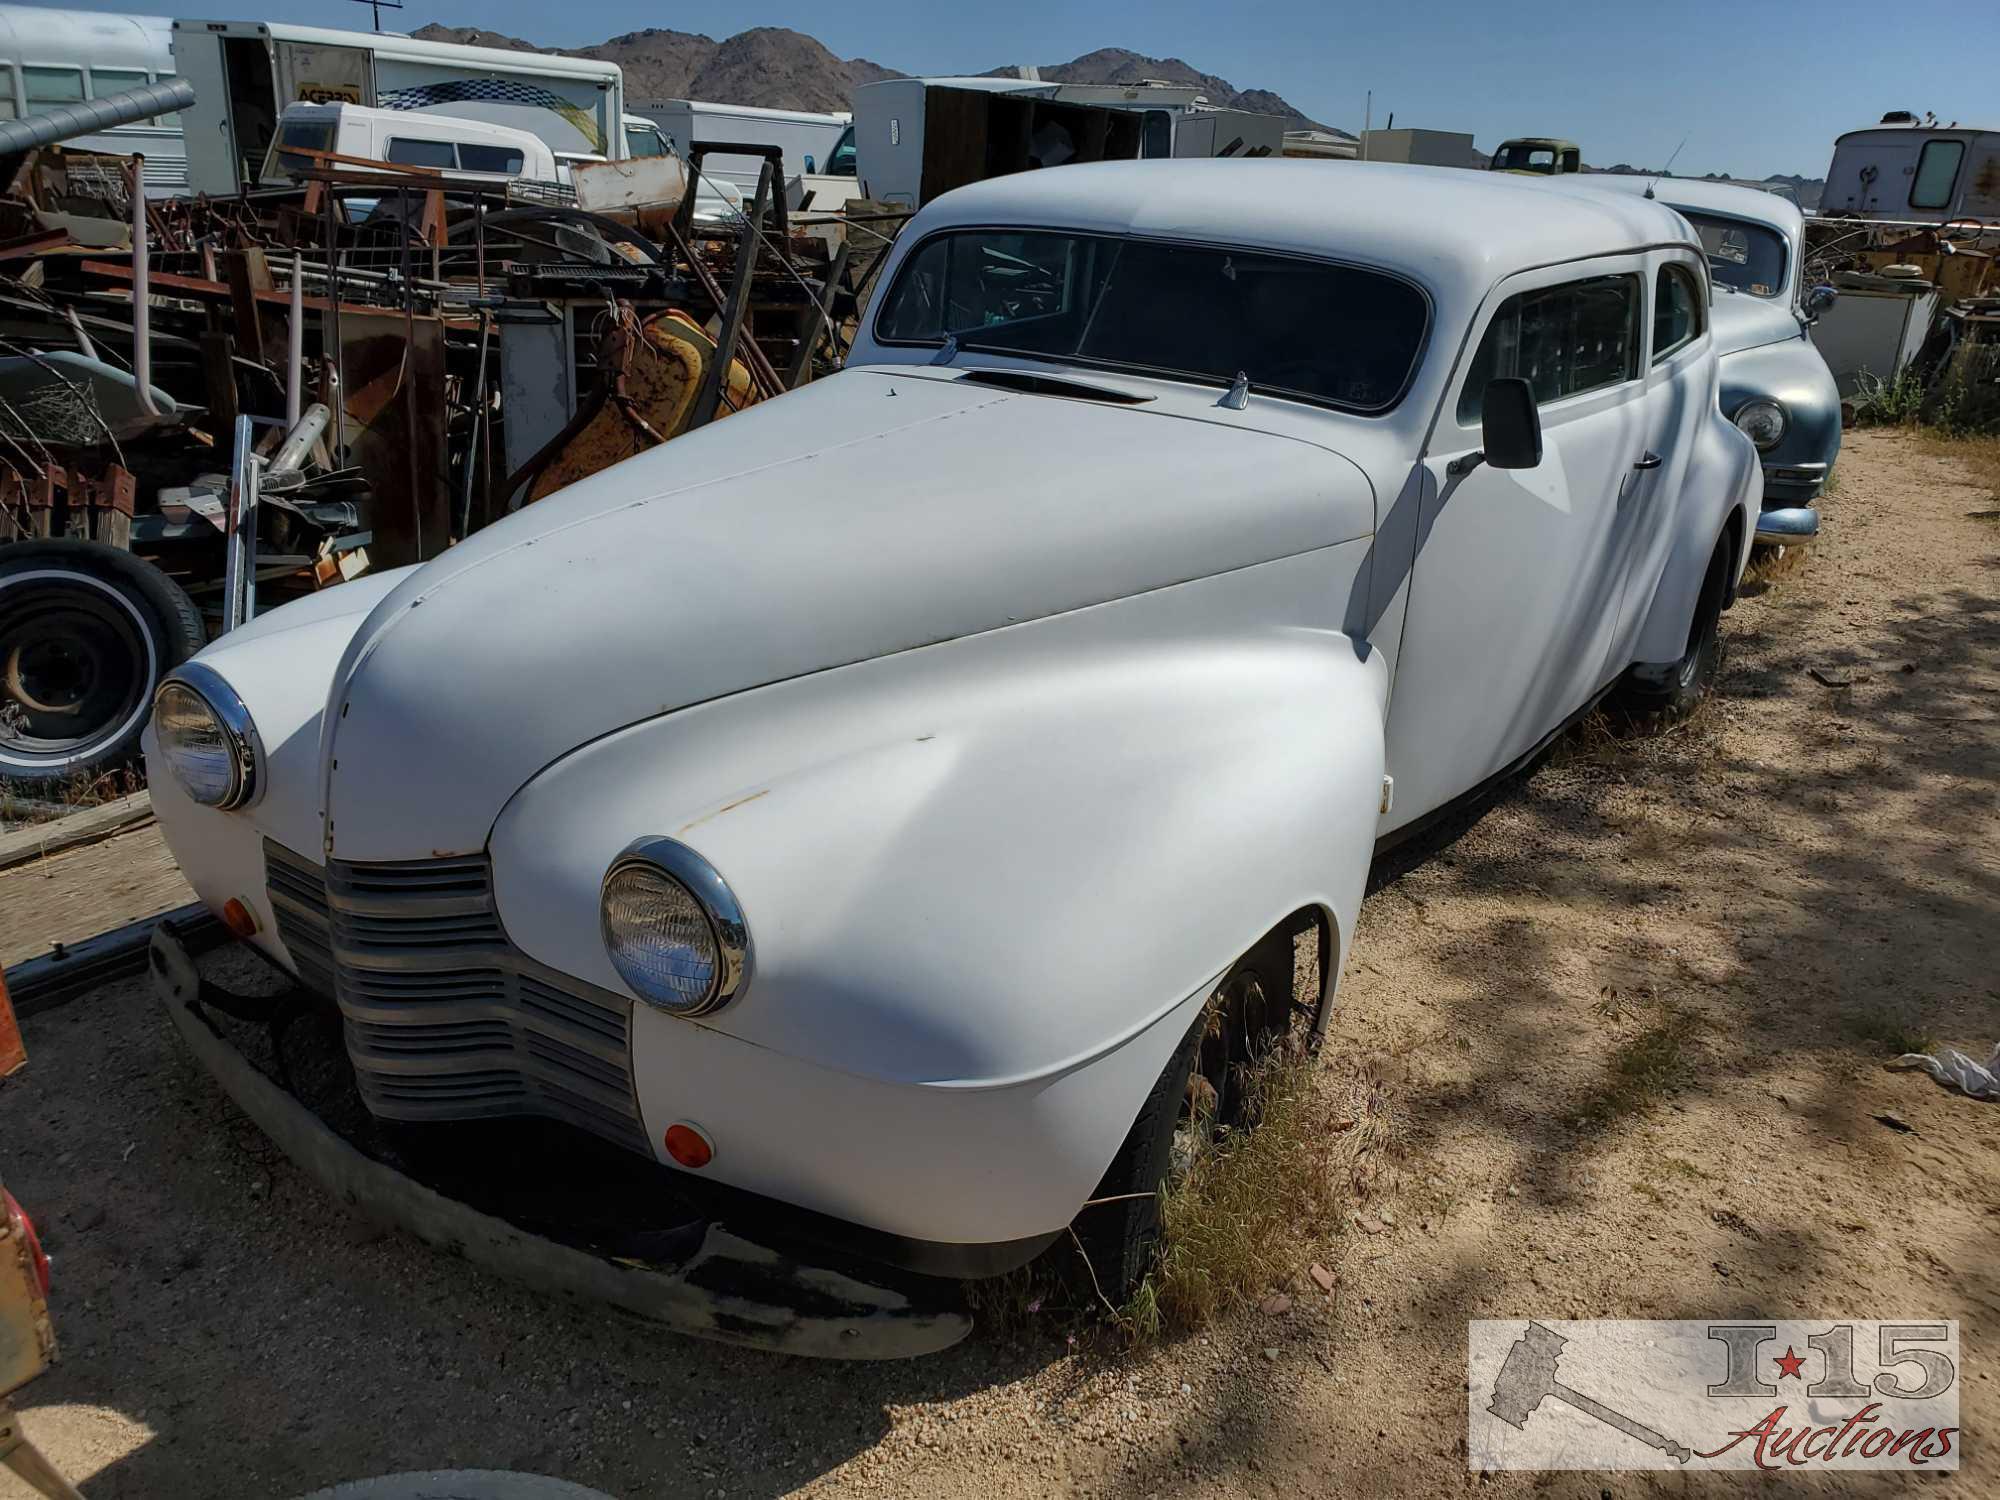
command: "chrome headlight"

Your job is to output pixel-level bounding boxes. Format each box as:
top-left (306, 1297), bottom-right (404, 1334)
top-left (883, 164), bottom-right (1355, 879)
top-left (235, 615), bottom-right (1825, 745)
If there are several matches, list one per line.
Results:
top-left (152, 662), bottom-right (260, 809)
top-left (600, 838), bottom-right (750, 1016)
top-left (1734, 399), bottom-right (1788, 451)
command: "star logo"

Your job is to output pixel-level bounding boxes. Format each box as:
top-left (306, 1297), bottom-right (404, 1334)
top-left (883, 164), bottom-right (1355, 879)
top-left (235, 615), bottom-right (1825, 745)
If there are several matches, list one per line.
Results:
top-left (1774, 1346), bottom-right (1807, 1381)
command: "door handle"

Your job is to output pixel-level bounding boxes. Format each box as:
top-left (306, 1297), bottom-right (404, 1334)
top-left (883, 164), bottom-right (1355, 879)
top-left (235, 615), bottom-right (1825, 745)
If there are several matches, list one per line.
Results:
top-left (1632, 452), bottom-right (1663, 471)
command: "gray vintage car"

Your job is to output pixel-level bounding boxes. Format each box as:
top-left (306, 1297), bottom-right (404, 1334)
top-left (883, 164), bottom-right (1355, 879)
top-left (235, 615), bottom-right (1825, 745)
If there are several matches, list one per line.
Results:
top-left (1590, 176), bottom-right (1840, 543)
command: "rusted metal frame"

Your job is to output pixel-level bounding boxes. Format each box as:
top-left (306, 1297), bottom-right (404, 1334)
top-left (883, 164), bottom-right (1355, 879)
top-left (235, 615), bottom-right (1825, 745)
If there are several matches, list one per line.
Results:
top-left (671, 140), bottom-right (791, 246)
top-left (689, 160), bottom-right (772, 429)
top-left (657, 214), bottom-right (785, 399)
top-left (324, 176), bottom-right (346, 469)
top-left (497, 313), bottom-right (628, 507)
top-left (788, 240), bottom-right (851, 388)
top-left (397, 186), bottom-right (424, 560)
top-left (458, 309), bottom-right (490, 539)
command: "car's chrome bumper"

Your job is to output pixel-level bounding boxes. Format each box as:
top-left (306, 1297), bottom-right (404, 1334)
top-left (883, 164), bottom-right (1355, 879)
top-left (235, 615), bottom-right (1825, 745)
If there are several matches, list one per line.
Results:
top-left (1761, 460), bottom-right (1829, 507)
top-left (1755, 505), bottom-right (1821, 544)
top-left (148, 918), bottom-right (972, 1360)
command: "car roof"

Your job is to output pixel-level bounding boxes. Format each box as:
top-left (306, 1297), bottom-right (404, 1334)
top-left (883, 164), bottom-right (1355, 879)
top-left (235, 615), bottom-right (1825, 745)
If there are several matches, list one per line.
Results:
top-left (1580, 173), bottom-right (1804, 235)
top-left (911, 159), bottom-right (1698, 294)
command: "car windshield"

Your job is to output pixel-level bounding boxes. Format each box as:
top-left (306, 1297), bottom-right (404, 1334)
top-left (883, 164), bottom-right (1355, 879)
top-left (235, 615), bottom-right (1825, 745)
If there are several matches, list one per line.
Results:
top-left (1679, 210), bottom-right (1788, 299)
top-left (874, 229), bottom-right (1429, 414)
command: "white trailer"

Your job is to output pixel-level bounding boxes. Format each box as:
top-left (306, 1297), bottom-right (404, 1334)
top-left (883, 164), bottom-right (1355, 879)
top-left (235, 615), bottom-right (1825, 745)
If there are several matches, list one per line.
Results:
top-left (851, 76), bottom-right (1286, 209)
top-left (627, 99), bottom-right (847, 194)
top-left (0, 5), bottom-right (187, 195)
top-left (171, 19), bottom-right (624, 198)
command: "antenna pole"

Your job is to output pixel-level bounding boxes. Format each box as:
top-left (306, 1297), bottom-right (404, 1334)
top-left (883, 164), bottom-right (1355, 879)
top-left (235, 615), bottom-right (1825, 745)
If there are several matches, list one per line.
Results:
top-left (346, 0), bottom-right (404, 32)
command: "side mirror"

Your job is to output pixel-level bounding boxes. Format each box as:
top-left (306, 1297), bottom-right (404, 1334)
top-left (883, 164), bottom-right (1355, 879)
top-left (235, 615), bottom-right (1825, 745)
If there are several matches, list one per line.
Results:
top-left (1481, 376), bottom-right (1542, 468)
top-left (803, 153), bottom-right (816, 173)
top-left (1446, 379), bottom-right (1541, 477)
top-left (1803, 284), bottom-right (1838, 320)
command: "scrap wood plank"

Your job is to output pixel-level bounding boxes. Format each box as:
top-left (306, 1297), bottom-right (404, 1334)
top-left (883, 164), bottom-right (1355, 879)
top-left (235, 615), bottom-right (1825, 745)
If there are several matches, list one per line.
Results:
top-left (0, 821), bottom-right (195, 976)
top-left (0, 790), bottom-right (153, 872)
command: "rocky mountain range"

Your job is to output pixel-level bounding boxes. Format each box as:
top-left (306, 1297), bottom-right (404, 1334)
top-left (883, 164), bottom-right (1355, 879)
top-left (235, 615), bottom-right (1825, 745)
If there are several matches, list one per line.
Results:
top-left (411, 24), bottom-right (1337, 130)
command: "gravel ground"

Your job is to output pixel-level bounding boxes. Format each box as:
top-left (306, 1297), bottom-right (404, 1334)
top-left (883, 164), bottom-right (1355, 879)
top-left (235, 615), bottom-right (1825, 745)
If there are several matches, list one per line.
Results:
top-left (1, 429), bottom-right (1994, 1498)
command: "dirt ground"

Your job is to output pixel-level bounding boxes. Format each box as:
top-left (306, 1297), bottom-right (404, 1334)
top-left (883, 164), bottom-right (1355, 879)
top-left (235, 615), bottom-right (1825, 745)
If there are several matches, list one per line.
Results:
top-left (1, 429), bottom-right (1994, 1499)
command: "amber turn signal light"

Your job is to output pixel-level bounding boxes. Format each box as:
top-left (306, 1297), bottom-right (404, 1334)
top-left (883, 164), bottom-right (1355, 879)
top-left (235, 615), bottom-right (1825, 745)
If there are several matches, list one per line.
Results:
top-left (663, 1122), bottom-right (713, 1169)
top-left (221, 898), bottom-right (259, 940)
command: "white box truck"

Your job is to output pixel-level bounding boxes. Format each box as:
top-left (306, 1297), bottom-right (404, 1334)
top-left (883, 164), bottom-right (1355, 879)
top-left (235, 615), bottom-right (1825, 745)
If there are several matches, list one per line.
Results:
top-left (171, 19), bottom-right (624, 197)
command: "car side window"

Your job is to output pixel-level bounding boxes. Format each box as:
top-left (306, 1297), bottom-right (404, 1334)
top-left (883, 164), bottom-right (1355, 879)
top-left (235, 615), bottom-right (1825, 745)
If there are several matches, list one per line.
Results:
top-left (1457, 274), bottom-right (1641, 424)
top-left (1651, 263), bottom-right (1705, 364)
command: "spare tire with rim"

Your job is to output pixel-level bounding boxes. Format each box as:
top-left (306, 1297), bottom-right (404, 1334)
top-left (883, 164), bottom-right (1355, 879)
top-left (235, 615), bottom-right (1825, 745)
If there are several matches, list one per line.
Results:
top-left (0, 540), bottom-right (205, 786)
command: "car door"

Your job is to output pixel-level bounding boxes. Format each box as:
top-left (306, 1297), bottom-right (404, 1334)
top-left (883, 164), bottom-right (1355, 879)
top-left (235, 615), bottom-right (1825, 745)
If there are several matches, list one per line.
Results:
top-left (1382, 258), bottom-right (1650, 832)
top-left (1601, 254), bottom-right (1710, 682)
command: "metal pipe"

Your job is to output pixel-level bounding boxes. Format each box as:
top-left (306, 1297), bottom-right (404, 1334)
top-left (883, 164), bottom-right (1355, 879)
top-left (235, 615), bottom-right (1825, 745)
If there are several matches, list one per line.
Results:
top-left (128, 156), bottom-right (157, 416)
top-left (286, 254), bottom-right (304, 428)
top-left (0, 78), bottom-right (193, 156)
top-left (267, 403), bottom-right (330, 478)
top-left (62, 306), bottom-right (96, 361)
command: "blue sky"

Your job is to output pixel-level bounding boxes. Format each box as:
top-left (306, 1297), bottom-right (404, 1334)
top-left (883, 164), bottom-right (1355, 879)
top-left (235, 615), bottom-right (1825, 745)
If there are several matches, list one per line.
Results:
top-left (71, 0), bottom-right (1990, 178)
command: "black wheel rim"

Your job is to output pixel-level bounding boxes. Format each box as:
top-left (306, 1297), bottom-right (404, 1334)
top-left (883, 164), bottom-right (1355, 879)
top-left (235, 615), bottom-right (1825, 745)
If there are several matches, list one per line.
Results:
top-left (0, 577), bottom-right (151, 766)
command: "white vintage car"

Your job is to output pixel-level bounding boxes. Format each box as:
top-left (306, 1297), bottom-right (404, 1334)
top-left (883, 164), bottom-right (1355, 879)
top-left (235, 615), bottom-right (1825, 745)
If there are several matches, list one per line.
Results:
top-left (145, 160), bottom-right (1758, 1348)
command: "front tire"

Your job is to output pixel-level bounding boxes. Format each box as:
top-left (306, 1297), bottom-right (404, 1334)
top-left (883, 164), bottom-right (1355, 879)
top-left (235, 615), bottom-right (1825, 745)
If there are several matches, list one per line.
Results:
top-left (1068, 926), bottom-right (1297, 1305)
top-left (0, 541), bottom-right (205, 785)
top-left (1611, 532), bottom-right (1730, 721)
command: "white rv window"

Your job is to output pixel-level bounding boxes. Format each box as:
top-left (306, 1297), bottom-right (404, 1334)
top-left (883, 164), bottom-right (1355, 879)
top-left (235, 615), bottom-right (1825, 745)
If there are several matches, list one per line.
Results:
top-left (1910, 140), bottom-right (1965, 211)
top-left (458, 144), bottom-right (526, 175)
top-left (386, 137), bottom-right (459, 169)
top-left (625, 125), bottom-right (668, 159)
top-left (23, 67), bottom-right (85, 112)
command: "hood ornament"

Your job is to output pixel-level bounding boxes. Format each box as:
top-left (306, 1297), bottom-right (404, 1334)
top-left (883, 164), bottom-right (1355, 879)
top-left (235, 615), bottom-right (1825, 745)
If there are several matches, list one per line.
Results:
top-left (1218, 371), bottom-right (1250, 410)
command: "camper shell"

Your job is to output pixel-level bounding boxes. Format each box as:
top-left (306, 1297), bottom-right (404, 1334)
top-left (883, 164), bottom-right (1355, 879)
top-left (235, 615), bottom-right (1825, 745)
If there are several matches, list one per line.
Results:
top-left (171, 19), bottom-right (624, 198)
top-left (262, 101), bottom-right (559, 187)
top-left (1821, 120), bottom-right (2000, 223)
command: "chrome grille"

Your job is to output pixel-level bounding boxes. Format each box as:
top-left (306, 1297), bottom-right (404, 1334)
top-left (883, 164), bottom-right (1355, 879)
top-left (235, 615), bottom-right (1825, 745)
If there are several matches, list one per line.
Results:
top-left (261, 839), bottom-right (646, 1153)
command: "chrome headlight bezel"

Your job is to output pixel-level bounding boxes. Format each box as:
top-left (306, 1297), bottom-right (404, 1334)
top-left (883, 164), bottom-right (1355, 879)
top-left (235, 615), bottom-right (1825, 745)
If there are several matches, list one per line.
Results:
top-left (600, 837), bottom-right (750, 1017)
top-left (152, 661), bottom-right (263, 810)
top-left (1734, 399), bottom-right (1788, 451)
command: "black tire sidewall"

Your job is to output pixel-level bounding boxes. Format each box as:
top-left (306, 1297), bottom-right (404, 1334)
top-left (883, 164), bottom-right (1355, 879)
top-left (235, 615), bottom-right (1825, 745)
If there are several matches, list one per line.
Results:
top-left (1069, 929), bottom-right (1297, 1305)
top-left (0, 541), bottom-right (204, 784)
top-left (1614, 534), bottom-right (1731, 719)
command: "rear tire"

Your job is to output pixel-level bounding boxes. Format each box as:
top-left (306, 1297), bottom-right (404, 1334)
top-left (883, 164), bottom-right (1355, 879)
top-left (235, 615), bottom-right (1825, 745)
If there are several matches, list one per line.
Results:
top-left (1611, 533), bottom-right (1730, 722)
top-left (1068, 926), bottom-right (1297, 1306)
top-left (0, 541), bottom-right (204, 785)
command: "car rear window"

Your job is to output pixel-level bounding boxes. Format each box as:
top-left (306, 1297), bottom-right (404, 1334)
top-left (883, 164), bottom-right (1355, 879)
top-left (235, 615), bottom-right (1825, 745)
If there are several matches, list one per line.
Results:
top-left (874, 229), bottom-right (1429, 414)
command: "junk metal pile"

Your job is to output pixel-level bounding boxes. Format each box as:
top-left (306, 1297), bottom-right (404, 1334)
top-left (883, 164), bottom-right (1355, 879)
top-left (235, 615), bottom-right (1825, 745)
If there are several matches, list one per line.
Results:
top-left (0, 86), bottom-right (890, 789)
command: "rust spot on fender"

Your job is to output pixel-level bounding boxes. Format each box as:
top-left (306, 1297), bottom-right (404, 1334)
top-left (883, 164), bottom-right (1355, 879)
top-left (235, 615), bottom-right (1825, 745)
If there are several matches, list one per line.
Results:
top-left (677, 788), bottom-right (769, 835)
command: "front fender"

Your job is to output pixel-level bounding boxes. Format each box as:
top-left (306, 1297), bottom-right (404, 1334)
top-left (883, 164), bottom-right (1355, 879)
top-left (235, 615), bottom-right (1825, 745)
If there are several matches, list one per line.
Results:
top-left (1720, 338), bottom-right (1842, 478)
top-left (142, 566), bottom-right (418, 966)
top-left (493, 615), bottom-right (1386, 1087)
top-left (487, 560), bottom-right (1387, 1244)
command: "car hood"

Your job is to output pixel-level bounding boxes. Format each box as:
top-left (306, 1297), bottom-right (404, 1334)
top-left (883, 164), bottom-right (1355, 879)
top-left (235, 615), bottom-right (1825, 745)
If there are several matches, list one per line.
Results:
top-left (1710, 291), bottom-right (1803, 358)
top-left (320, 368), bottom-right (1374, 860)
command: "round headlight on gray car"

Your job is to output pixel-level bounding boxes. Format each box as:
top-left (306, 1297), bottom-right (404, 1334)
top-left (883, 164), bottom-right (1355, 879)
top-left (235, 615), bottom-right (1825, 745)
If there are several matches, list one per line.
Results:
top-left (1734, 399), bottom-right (1788, 450)
top-left (152, 662), bottom-right (261, 809)
top-left (601, 838), bottom-right (750, 1016)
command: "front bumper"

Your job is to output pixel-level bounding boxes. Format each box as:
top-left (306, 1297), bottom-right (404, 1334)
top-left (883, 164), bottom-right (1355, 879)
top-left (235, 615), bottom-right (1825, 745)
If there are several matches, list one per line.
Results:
top-left (1755, 505), bottom-right (1821, 544)
top-left (148, 919), bottom-right (971, 1360)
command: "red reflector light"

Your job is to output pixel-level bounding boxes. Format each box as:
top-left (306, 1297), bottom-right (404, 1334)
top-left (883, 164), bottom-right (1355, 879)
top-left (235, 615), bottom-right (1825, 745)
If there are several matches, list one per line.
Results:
top-left (664, 1122), bottom-right (713, 1170)
top-left (221, 898), bottom-right (258, 940)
